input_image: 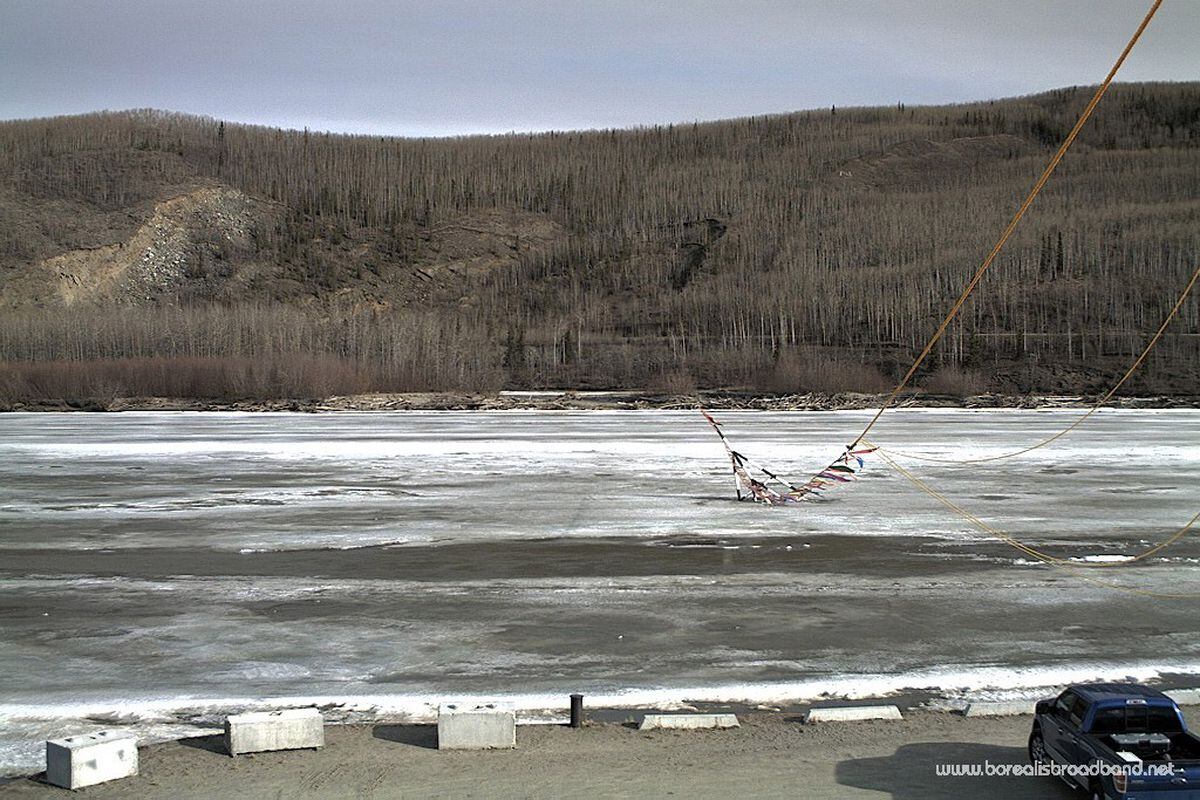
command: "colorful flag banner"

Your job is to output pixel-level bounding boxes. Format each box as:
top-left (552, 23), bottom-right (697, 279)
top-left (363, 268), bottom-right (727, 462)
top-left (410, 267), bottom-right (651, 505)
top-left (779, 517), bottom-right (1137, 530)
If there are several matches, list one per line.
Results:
top-left (700, 409), bottom-right (877, 505)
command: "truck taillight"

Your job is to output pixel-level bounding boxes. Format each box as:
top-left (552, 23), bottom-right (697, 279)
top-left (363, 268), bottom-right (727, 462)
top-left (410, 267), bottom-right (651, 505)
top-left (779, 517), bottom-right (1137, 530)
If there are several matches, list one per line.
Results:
top-left (1113, 772), bottom-right (1128, 794)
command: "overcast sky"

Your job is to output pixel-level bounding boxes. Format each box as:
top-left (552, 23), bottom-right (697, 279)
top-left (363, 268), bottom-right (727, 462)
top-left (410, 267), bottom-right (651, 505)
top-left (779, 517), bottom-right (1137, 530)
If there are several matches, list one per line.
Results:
top-left (2, 1), bottom-right (1196, 137)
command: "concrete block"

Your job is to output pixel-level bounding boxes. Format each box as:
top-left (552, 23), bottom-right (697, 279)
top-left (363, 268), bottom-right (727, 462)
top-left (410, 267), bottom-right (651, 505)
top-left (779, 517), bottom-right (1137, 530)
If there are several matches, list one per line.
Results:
top-left (963, 701), bottom-right (1036, 717)
top-left (437, 703), bottom-right (516, 750)
top-left (803, 705), bottom-right (903, 723)
top-left (639, 713), bottom-right (739, 731)
top-left (1167, 688), bottom-right (1200, 706)
top-left (45, 730), bottom-right (138, 790)
top-left (224, 708), bottom-right (324, 756)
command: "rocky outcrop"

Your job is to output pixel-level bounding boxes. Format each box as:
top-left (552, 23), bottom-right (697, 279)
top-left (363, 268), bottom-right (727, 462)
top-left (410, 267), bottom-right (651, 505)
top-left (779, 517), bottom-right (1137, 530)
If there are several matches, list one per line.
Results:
top-left (30, 187), bottom-right (265, 305)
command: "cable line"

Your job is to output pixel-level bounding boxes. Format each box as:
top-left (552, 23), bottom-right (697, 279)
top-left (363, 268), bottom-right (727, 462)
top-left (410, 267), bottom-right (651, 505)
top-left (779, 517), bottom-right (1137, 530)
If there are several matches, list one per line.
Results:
top-left (875, 262), bottom-right (1200, 464)
top-left (851, 0), bottom-right (1165, 449)
top-left (873, 446), bottom-right (1200, 599)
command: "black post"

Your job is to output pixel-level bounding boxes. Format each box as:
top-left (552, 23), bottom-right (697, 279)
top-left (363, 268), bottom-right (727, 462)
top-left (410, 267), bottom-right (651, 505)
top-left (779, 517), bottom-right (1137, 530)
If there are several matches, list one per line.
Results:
top-left (570, 693), bottom-right (584, 728)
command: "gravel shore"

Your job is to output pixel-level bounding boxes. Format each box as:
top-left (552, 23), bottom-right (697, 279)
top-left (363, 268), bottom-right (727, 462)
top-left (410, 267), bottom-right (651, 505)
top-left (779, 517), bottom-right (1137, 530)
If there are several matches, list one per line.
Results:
top-left (0, 709), bottom-right (1093, 799)
top-left (4, 390), bottom-right (1198, 413)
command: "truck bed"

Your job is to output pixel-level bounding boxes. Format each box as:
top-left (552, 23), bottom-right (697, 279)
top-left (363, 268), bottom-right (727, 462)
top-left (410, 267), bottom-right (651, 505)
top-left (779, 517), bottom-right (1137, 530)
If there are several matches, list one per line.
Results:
top-left (1095, 731), bottom-right (1200, 763)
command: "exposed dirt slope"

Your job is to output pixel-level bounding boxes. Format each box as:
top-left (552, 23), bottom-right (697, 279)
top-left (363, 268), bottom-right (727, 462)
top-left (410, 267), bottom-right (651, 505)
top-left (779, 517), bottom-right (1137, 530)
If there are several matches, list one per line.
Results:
top-left (2, 187), bottom-right (268, 306)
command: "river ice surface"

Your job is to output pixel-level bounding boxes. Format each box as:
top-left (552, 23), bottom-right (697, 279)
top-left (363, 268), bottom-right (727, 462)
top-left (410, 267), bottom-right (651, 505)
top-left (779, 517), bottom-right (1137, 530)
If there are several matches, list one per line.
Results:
top-left (1, 409), bottom-right (1197, 773)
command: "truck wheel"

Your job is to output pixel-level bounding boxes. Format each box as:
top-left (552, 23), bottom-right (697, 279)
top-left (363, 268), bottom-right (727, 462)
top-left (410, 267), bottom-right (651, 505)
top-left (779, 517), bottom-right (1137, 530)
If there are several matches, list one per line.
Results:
top-left (1028, 731), bottom-right (1048, 765)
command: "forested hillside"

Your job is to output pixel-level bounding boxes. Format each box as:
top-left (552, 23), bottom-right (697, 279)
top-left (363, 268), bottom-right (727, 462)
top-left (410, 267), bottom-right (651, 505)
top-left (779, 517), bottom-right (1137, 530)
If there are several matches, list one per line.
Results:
top-left (1, 82), bottom-right (1198, 401)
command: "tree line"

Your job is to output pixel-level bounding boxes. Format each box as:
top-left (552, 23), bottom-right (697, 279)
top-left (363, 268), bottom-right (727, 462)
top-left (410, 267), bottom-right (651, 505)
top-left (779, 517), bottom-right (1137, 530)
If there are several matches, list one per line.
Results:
top-left (0, 82), bottom-right (1197, 400)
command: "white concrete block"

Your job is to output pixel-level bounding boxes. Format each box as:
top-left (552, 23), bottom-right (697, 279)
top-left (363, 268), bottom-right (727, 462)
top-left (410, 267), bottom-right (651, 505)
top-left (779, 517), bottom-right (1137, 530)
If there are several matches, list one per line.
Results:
top-left (45, 730), bottom-right (138, 790)
top-left (963, 701), bottom-right (1036, 717)
top-left (1167, 688), bottom-right (1200, 706)
top-left (639, 713), bottom-right (739, 730)
top-left (224, 708), bottom-right (324, 756)
top-left (803, 705), bottom-right (903, 723)
top-left (437, 703), bottom-right (516, 750)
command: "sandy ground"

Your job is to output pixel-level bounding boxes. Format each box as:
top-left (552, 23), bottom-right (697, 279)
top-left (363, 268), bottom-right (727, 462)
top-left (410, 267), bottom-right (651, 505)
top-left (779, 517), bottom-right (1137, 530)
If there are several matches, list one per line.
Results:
top-left (1, 711), bottom-right (1082, 799)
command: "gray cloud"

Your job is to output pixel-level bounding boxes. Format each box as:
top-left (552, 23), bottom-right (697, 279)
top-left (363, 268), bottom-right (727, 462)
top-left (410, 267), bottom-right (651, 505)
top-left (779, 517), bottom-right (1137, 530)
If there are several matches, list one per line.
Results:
top-left (2, 0), bottom-right (1196, 136)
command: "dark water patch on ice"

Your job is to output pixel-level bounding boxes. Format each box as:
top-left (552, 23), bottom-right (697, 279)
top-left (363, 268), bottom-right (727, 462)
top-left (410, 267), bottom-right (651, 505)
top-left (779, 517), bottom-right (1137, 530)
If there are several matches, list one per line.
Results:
top-left (0, 535), bottom-right (1017, 583)
top-left (183, 497), bottom-right (289, 508)
top-left (245, 599), bottom-right (370, 621)
top-left (658, 537), bottom-right (729, 549)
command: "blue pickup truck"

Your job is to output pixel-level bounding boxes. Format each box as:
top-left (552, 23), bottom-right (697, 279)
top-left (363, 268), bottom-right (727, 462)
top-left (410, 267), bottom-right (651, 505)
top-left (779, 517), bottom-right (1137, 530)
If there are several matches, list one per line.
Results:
top-left (1029, 683), bottom-right (1200, 799)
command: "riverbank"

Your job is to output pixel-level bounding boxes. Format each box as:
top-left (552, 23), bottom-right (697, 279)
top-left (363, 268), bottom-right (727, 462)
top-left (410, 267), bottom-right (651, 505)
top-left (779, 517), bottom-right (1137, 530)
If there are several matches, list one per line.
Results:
top-left (4, 390), bottom-right (1199, 413)
top-left (1, 709), bottom-right (1087, 799)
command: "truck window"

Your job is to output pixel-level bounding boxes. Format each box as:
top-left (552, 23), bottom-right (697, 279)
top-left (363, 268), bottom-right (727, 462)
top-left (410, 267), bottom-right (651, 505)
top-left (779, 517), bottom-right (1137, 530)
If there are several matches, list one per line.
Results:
top-left (1093, 706), bottom-right (1126, 734)
top-left (1067, 696), bottom-right (1086, 727)
top-left (1090, 704), bottom-right (1183, 734)
top-left (1135, 705), bottom-right (1182, 733)
top-left (1055, 692), bottom-right (1077, 719)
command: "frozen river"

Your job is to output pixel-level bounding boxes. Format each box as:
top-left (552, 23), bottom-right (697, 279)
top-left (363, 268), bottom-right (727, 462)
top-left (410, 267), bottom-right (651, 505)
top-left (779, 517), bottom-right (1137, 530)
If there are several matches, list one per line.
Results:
top-left (1, 409), bottom-right (1198, 772)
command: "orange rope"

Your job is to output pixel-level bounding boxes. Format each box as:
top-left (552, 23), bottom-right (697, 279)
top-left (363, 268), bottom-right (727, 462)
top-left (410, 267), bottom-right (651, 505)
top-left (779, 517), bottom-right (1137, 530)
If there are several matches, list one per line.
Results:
top-left (877, 262), bottom-right (1200, 464)
top-left (845, 0), bottom-right (1200, 599)
top-left (853, 0), bottom-right (1165, 447)
top-left (874, 447), bottom-right (1200, 599)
